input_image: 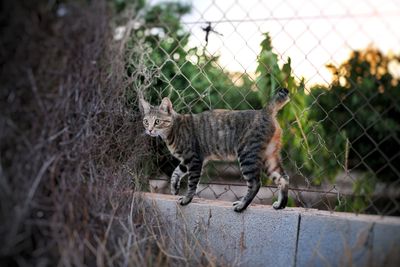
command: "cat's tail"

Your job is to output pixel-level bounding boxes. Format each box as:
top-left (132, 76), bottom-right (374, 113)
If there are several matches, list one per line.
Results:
top-left (269, 88), bottom-right (289, 113)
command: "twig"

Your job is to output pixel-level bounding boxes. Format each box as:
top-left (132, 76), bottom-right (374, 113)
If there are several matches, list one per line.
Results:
top-left (27, 68), bottom-right (45, 113)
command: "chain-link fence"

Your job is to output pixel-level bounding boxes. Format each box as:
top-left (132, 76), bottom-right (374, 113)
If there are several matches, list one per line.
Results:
top-left (129, 0), bottom-right (400, 216)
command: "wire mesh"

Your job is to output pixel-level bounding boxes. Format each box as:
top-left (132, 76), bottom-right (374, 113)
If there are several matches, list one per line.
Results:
top-left (131, 0), bottom-right (400, 216)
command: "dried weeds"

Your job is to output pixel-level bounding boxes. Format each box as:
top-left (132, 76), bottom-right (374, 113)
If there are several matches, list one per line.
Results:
top-left (0, 1), bottom-right (217, 266)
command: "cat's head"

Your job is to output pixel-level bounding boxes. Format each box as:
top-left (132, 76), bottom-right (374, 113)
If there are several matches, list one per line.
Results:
top-left (139, 97), bottom-right (175, 139)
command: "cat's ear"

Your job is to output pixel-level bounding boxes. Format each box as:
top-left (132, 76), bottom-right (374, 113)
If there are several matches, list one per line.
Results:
top-left (139, 98), bottom-right (151, 114)
top-left (159, 97), bottom-right (174, 114)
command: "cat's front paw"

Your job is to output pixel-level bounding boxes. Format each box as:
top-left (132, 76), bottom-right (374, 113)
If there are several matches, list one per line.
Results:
top-left (233, 200), bottom-right (246, 212)
top-left (178, 196), bottom-right (192, 206)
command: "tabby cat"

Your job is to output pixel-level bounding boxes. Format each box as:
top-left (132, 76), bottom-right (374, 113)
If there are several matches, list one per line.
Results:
top-left (140, 88), bottom-right (290, 212)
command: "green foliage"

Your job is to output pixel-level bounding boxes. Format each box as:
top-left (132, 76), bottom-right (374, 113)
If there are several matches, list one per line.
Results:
top-left (109, 0), bottom-right (145, 13)
top-left (310, 47), bottom-right (400, 183)
top-left (335, 173), bottom-right (377, 213)
top-left (256, 34), bottom-right (296, 103)
top-left (352, 173), bottom-right (377, 212)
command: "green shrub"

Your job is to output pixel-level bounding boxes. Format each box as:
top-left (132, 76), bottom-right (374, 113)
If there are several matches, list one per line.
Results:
top-left (310, 47), bottom-right (400, 183)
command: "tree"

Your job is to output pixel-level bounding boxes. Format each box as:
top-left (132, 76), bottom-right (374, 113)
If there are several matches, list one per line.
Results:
top-left (311, 47), bottom-right (400, 183)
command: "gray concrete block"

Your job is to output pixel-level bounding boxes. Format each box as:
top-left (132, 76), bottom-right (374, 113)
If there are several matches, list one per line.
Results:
top-left (144, 193), bottom-right (299, 267)
top-left (372, 219), bottom-right (400, 267)
top-left (241, 206), bottom-right (299, 267)
top-left (181, 199), bottom-right (247, 265)
top-left (296, 210), bottom-right (387, 267)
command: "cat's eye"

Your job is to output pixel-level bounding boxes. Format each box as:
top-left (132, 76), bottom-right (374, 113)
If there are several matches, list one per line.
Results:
top-left (155, 119), bottom-right (160, 125)
top-left (143, 119), bottom-right (149, 126)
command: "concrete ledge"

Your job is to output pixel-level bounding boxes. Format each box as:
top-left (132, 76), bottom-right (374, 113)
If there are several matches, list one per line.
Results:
top-left (142, 193), bottom-right (400, 267)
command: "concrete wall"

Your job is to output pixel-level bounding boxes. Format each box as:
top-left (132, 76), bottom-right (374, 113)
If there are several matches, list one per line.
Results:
top-left (143, 193), bottom-right (400, 267)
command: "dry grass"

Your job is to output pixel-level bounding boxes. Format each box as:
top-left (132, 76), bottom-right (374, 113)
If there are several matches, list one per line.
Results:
top-left (0, 1), bottom-right (218, 266)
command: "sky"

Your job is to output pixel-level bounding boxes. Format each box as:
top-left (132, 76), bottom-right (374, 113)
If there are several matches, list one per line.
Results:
top-left (150, 0), bottom-right (400, 87)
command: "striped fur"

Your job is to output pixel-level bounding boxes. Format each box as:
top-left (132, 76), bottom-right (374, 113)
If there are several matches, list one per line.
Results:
top-left (140, 88), bottom-right (290, 212)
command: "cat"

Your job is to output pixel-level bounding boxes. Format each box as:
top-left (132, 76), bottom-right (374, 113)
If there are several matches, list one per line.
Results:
top-left (140, 88), bottom-right (290, 212)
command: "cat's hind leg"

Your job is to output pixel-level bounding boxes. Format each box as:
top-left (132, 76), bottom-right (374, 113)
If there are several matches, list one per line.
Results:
top-left (265, 159), bottom-right (289, 209)
top-left (170, 164), bottom-right (187, 195)
top-left (178, 156), bottom-right (203, 206)
top-left (234, 150), bottom-right (261, 212)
